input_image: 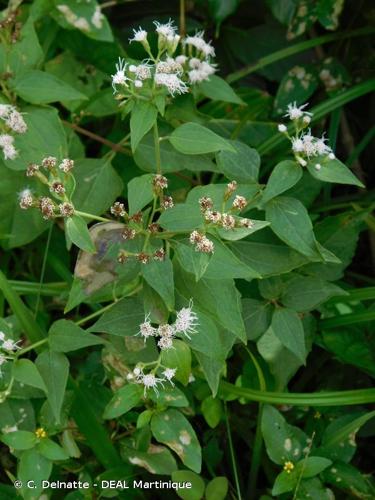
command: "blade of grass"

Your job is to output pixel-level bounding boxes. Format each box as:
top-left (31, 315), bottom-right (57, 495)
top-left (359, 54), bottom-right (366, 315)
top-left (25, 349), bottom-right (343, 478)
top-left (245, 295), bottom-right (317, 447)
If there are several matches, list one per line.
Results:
top-left (219, 381), bottom-right (375, 406)
top-left (0, 270), bottom-right (46, 343)
top-left (224, 402), bottom-right (242, 500)
top-left (346, 126), bottom-right (375, 167)
top-left (8, 281), bottom-right (68, 296)
top-left (327, 287), bottom-right (375, 303)
top-left (227, 27), bottom-right (374, 83)
top-left (320, 310), bottom-right (375, 328)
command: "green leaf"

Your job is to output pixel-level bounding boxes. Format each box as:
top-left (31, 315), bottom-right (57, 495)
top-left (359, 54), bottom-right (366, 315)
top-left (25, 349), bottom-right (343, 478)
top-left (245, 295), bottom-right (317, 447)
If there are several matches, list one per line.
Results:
top-left (1, 430), bottom-right (37, 450)
top-left (281, 276), bottom-right (347, 311)
top-left (205, 477), bottom-right (229, 500)
top-left (175, 243), bottom-right (211, 281)
top-left (232, 239), bottom-right (307, 277)
top-left (18, 450), bottom-right (52, 500)
top-left (11, 70), bottom-right (87, 104)
top-left (4, 106), bottom-right (68, 172)
top-left (130, 101), bottom-right (158, 152)
top-left (175, 265), bottom-right (246, 342)
top-left (89, 297), bottom-right (145, 337)
top-left (149, 386), bottom-right (189, 408)
top-left (72, 159), bottom-right (123, 216)
top-left (322, 411), bottom-right (375, 449)
top-left (172, 470), bottom-right (205, 500)
top-left (195, 351), bottom-right (225, 396)
top-left (261, 405), bottom-right (307, 465)
top-left (161, 340), bottom-right (192, 385)
top-left (121, 445), bottom-right (177, 475)
top-left (201, 396), bottom-right (223, 428)
top-left (37, 438), bottom-right (69, 461)
top-left (274, 65), bottom-right (319, 114)
top-left (262, 161), bottom-right (303, 203)
top-left (35, 350), bottom-right (69, 424)
top-left (216, 140), bottom-right (260, 183)
top-left (265, 196), bottom-right (321, 260)
top-left (12, 359), bottom-right (47, 392)
top-left (199, 75), bottom-right (244, 104)
top-left (103, 384), bottom-right (143, 419)
top-left (272, 470), bottom-right (297, 496)
top-left (159, 203), bottom-right (203, 232)
top-left (307, 157), bottom-right (364, 187)
top-left (243, 298), bottom-right (273, 340)
top-left (151, 409), bottom-right (202, 473)
top-left (270, 308), bottom-right (306, 363)
top-left (169, 122), bottom-right (234, 155)
top-left (321, 462), bottom-right (375, 497)
top-left (142, 258), bottom-right (175, 310)
top-left (49, 319), bottom-right (104, 352)
top-left (127, 174), bottom-right (154, 215)
top-left (301, 457), bottom-right (332, 478)
top-left (135, 130), bottom-right (217, 173)
top-left (215, 219), bottom-right (270, 242)
top-left (5, 18), bottom-right (43, 74)
top-left (66, 215), bottom-right (96, 253)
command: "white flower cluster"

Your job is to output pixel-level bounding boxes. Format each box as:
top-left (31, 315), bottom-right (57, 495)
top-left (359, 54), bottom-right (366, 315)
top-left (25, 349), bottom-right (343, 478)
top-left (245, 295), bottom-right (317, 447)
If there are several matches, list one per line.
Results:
top-left (0, 330), bottom-right (21, 376)
top-left (137, 300), bottom-right (198, 347)
top-left (278, 102), bottom-right (335, 170)
top-left (127, 366), bottom-right (177, 397)
top-left (0, 104), bottom-right (28, 160)
top-left (111, 20), bottom-right (216, 97)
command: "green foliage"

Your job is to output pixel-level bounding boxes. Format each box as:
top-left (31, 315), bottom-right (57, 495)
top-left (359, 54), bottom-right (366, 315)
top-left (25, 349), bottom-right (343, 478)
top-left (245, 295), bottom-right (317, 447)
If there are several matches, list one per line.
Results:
top-left (0, 1), bottom-right (373, 498)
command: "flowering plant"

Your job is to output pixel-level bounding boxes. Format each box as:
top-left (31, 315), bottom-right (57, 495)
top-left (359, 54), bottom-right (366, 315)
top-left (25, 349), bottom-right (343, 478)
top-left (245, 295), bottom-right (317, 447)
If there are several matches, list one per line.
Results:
top-left (0, 2), bottom-right (374, 500)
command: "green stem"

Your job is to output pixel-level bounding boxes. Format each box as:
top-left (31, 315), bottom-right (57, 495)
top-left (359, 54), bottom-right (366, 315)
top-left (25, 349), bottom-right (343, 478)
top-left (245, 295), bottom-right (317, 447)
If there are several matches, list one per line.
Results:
top-left (75, 302), bottom-right (116, 327)
top-left (75, 210), bottom-right (111, 223)
top-left (153, 122), bottom-right (161, 175)
top-left (219, 381), bottom-right (375, 406)
top-left (34, 224), bottom-right (53, 319)
top-left (245, 348), bottom-right (266, 499)
top-left (224, 403), bottom-right (242, 500)
top-left (227, 27), bottom-right (374, 83)
top-left (17, 338), bottom-right (49, 356)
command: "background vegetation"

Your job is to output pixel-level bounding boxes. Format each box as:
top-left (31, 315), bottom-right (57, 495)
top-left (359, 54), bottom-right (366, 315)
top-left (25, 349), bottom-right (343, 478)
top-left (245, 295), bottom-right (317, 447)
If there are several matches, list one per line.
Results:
top-left (0, 0), bottom-right (374, 499)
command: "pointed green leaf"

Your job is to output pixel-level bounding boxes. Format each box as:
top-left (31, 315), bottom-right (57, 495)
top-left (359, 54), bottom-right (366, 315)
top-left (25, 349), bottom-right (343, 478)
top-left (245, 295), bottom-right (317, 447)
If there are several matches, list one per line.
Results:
top-left (130, 101), bottom-right (158, 152)
top-left (169, 122), bottom-right (234, 155)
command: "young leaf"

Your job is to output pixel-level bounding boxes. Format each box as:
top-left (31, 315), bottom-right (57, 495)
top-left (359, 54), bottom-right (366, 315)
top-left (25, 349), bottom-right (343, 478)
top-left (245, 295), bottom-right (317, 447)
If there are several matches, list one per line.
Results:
top-left (130, 101), bottom-right (158, 152)
top-left (158, 203), bottom-right (203, 232)
top-left (103, 384), bottom-right (143, 419)
top-left (262, 160), bottom-right (303, 203)
top-left (49, 319), bottom-right (104, 352)
top-left (149, 386), bottom-right (189, 408)
top-left (169, 122), bottom-right (235, 155)
top-left (216, 140), bottom-right (260, 183)
top-left (272, 470), bottom-right (297, 496)
top-left (66, 215), bottom-right (96, 253)
top-left (301, 457), bottom-right (332, 478)
top-left (307, 157), bottom-right (364, 187)
top-left (35, 350), bottom-right (69, 424)
top-left (151, 409), bottom-right (202, 473)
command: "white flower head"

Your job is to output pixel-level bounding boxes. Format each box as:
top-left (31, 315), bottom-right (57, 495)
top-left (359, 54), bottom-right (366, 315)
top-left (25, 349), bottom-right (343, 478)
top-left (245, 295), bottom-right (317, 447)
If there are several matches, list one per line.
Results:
top-left (111, 58), bottom-right (130, 92)
top-left (154, 19), bottom-right (177, 39)
top-left (278, 124), bottom-right (287, 133)
top-left (284, 102), bottom-right (311, 121)
top-left (2, 339), bottom-right (21, 352)
top-left (175, 55), bottom-right (187, 65)
top-left (157, 336), bottom-right (174, 350)
top-left (292, 137), bottom-right (304, 153)
top-left (184, 31), bottom-right (215, 58)
top-left (328, 152), bottom-right (335, 160)
top-left (5, 109), bottom-right (27, 134)
top-left (162, 368), bottom-right (176, 385)
top-left (0, 104), bottom-right (13, 119)
top-left (141, 373), bottom-right (165, 396)
top-left (158, 324), bottom-right (175, 338)
top-left (174, 300), bottom-right (198, 339)
top-left (154, 72), bottom-right (188, 96)
top-left (129, 27), bottom-right (148, 43)
top-left (137, 316), bottom-right (157, 342)
top-left (19, 188), bottom-right (33, 209)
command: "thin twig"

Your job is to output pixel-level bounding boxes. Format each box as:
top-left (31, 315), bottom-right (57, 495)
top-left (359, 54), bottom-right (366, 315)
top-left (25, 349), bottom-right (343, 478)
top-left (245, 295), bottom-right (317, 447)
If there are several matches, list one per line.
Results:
top-left (62, 120), bottom-right (131, 155)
